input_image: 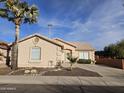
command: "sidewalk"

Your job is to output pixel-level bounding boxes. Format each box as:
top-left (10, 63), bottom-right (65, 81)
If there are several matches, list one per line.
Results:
top-left (0, 76), bottom-right (124, 86)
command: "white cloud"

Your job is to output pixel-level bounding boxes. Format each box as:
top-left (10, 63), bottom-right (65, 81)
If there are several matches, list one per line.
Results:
top-left (29, 0), bottom-right (124, 50)
top-left (65, 0), bottom-right (124, 50)
top-left (91, 31), bottom-right (124, 50)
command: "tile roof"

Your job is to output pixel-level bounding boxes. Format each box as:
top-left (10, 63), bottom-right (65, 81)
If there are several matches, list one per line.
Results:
top-left (71, 42), bottom-right (95, 51)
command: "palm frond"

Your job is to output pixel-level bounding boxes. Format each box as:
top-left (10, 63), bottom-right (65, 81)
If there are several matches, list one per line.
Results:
top-left (67, 54), bottom-right (78, 64)
top-left (0, 0), bottom-right (39, 25)
top-left (18, 1), bottom-right (28, 9)
top-left (0, 8), bottom-right (8, 18)
top-left (23, 5), bottom-right (39, 24)
top-left (0, 0), bottom-right (6, 2)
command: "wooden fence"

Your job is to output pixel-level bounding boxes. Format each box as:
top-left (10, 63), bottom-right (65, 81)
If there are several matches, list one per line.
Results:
top-left (96, 59), bottom-right (124, 69)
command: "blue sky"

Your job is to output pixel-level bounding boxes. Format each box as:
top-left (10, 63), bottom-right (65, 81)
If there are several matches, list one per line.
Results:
top-left (0, 0), bottom-right (124, 50)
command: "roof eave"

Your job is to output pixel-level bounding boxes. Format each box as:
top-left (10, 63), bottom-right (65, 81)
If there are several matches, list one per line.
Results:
top-left (76, 49), bottom-right (95, 51)
top-left (54, 38), bottom-right (76, 48)
top-left (18, 34), bottom-right (63, 48)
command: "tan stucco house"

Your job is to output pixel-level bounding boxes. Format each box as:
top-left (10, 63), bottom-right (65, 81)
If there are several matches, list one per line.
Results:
top-left (15, 34), bottom-right (63, 68)
top-left (0, 33), bottom-right (95, 68)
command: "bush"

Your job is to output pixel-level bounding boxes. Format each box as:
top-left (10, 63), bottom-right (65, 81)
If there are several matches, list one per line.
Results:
top-left (77, 59), bottom-right (92, 64)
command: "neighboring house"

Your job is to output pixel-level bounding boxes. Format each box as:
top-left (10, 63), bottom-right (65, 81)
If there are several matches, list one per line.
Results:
top-left (1, 33), bottom-right (95, 68)
top-left (0, 41), bottom-right (9, 64)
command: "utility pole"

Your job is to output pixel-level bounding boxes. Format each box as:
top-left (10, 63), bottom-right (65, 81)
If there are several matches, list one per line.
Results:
top-left (48, 24), bottom-right (52, 38)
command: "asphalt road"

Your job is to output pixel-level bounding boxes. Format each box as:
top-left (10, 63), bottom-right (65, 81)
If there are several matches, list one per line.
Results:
top-left (0, 84), bottom-right (124, 93)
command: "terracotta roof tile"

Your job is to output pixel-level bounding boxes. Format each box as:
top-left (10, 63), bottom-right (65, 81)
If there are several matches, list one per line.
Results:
top-left (71, 42), bottom-right (95, 51)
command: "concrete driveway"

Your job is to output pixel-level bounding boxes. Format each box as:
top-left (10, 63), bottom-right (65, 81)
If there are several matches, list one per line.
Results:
top-left (0, 64), bottom-right (124, 93)
top-left (73, 64), bottom-right (124, 77)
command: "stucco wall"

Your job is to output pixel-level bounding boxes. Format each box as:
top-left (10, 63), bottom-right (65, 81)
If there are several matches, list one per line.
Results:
top-left (53, 40), bottom-right (75, 51)
top-left (0, 49), bottom-right (7, 63)
top-left (53, 40), bottom-right (76, 62)
top-left (18, 36), bottom-right (62, 68)
top-left (89, 51), bottom-right (95, 61)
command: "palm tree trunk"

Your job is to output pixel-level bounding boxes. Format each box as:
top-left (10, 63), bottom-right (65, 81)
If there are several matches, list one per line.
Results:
top-left (15, 24), bottom-right (19, 43)
top-left (11, 24), bottom-right (19, 70)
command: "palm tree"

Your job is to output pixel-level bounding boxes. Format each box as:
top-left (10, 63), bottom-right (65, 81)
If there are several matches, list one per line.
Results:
top-left (0, 0), bottom-right (39, 70)
top-left (67, 54), bottom-right (78, 71)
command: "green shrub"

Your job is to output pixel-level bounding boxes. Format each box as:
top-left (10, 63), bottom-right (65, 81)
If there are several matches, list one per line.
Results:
top-left (77, 59), bottom-right (92, 64)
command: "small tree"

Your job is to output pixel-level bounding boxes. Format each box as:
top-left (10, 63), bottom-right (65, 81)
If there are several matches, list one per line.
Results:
top-left (67, 54), bottom-right (78, 71)
top-left (97, 39), bottom-right (124, 59)
top-left (104, 44), bottom-right (118, 58)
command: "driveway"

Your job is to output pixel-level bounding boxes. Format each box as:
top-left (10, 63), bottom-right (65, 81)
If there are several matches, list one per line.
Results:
top-left (62, 63), bottom-right (124, 77)
top-left (73, 64), bottom-right (124, 77)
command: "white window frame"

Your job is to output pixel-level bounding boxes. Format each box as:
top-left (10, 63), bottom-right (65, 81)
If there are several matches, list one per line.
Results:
top-left (79, 51), bottom-right (89, 59)
top-left (30, 47), bottom-right (41, 62)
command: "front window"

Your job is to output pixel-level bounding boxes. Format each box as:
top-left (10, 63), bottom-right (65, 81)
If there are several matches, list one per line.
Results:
top-left (31, 47), bottom-right (41, 60)
top-left (79, 51), bottom-right (89, 59)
